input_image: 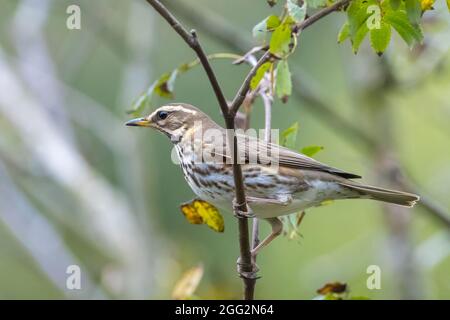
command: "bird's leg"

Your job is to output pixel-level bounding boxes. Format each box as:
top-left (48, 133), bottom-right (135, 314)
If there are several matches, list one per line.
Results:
top-left (234, 196), bottom-right (289, 278)
top-left (236, 256), bottom-right (260, 279)
top-left (232, 197), bottom-right (256, 218)
top-left (250, 217), bottom-right (283, 258)
top-left (234, 196), bottom-right (259, 278)
top-left (235, 195), bottom-right (289, 256)
top-left (232, 194), bottom-right (292, 218)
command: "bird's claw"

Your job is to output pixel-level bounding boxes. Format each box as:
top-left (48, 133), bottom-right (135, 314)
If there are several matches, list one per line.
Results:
top-left (232, 198), bottom-right (256, 219)
top-left (236, 256), bottom-right (260, 279)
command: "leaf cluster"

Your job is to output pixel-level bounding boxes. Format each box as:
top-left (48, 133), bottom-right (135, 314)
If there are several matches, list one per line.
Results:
top-left (338, 0), bottom-right (430, 55)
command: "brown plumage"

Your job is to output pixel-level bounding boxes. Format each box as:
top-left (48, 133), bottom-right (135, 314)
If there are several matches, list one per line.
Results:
top-left (126, 103), bottom-right (419, 256)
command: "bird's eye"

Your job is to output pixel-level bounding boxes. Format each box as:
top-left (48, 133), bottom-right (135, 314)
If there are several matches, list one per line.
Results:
top-left (157, 111), bottom-right (169, 120)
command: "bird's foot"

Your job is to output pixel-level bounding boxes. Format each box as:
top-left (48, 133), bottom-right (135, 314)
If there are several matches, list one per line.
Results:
top-left (232, 198), bottom-right (256, 219)
top-left (236, 256), bottom-right (260, 279)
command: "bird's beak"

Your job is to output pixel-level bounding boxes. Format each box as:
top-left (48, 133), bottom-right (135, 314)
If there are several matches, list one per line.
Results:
top-left (125, 117), bottom-right (152, 127)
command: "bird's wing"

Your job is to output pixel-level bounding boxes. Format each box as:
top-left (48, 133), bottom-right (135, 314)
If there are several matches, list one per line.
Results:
top-left (201, 133), bottom-right (361, 179)
top-left (240, 134), bottom-right (361, 179)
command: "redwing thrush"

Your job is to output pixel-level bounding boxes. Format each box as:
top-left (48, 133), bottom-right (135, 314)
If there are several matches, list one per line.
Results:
top-left (126, 103), bottom-right (419, 257)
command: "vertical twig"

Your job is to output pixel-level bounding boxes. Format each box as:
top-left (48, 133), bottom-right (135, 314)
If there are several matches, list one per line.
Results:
top-left (253, 69), bottom-right (275, 251)
top-left (253, 92), bottom-right (274, 251)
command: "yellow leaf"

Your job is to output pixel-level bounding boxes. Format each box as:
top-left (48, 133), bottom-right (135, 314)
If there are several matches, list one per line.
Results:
top-left (180, 202), bottom-right (204, 224)
top-left (172, 264), bottom-right (204, 300)
top-left (420, 0), bottom-right (434, 10)
top-left (447, 0), bottom-right (450, 11)
top-left (180, 199), bottom-right (225, 232)
top-left (317, 282), bottom-right (348, 295)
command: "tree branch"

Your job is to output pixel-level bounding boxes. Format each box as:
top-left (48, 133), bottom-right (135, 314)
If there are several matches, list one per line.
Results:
top-left (295, 0), bottom-right (351, 32)
top-left (230, 51), bottom-right (272, 116)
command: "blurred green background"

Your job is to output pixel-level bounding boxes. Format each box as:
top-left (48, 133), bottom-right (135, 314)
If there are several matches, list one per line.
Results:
top-left (0, 0), bottom-right (449, 299)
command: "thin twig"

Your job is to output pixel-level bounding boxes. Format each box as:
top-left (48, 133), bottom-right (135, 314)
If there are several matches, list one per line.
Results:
top-left (254, 85), bottom-right (274, 250)
top-left (262, 95), bottom-right (273, 143)
top-left (295, 0), bottom-right (351, 32)
top-left (230, 51), bottom-right (272, 116)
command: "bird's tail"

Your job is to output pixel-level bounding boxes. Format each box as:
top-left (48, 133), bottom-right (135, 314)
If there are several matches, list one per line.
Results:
top-left (339, 182), bottom-right (419, 207)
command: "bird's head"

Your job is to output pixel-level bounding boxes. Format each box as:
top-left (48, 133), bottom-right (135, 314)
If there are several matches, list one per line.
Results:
top-left (126, 103), bottom-right (212, 143)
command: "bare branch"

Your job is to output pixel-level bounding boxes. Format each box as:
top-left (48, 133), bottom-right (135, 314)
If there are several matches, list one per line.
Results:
top-left (230, 51), bottom-right (272, 116)
top-left (145, 0), bottom-right (194, 47)
top-left (295, 0), bottom-right (351, 32)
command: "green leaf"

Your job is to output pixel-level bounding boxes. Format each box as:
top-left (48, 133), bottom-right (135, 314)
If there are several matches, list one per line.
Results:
top-left (323, 293), bottom-right (342, 300)
top-left (269, 20), bottom-right (293, 56)
top-left (370, 21), bottom-right (391, 55)
top-left (253, 19), bottom-right (268, 41)
top-left (252, 15), bottom-right (281, 42)
top-left (352, 23), bottom-right (369, 53)
top-left (447, 0), bottom-right (450, 11)
top-left (390, 0), bottom-right (401, 10)
top-left (347, 0), bottom-right (374, 36)
top-left (281, 122), bottom-right (299, 149)
top-left (154, 70), bottom-right (178, 98)
top-left (337, 22), bottom-right (350, 43)
top-left (127, 79), bottom-right (159, 115)
top-left (347, 0), bottom-right (376, 53)
top-left (145, 80), bottom-right (158, 96)
top-left (127, 92), bottom-right (150, 115)
top-left (286, 0), bottom-right (307, 23)
top-left (385, 10), bottom-right (423, 47)
top-left (275, 60), bottom-right (292, 102)
top-left (250, 62), bottom-right (272, 90)
top-left (301, 145), bottom-right (324, 157)
top-left (267, 15), bottom-right (282, 29)
top-left (405, 0), bottom-right (422, 25)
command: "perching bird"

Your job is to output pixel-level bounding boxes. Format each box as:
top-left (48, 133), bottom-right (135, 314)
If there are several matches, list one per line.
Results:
top-left (126, 103), bottom-right (419, 259)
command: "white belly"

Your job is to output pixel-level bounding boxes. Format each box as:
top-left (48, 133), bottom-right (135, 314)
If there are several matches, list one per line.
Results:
top-left (210, 180), bottom-right (356, 219)
top-left (175, 145), bottom-right (356, 218)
